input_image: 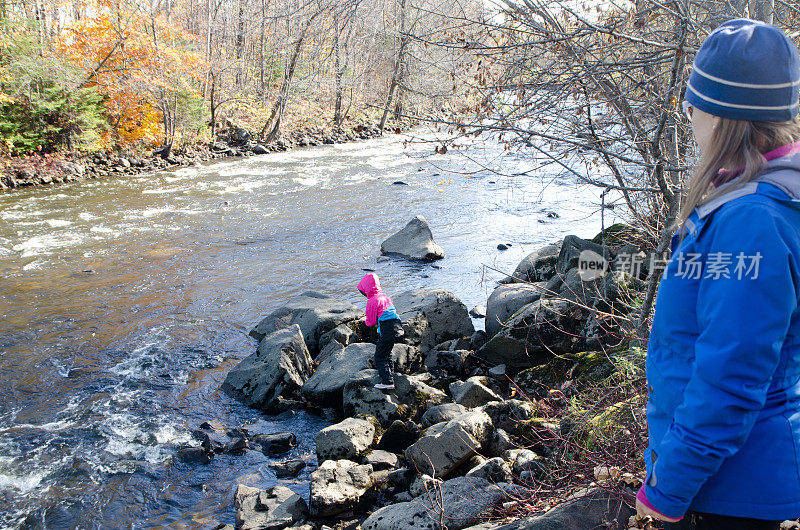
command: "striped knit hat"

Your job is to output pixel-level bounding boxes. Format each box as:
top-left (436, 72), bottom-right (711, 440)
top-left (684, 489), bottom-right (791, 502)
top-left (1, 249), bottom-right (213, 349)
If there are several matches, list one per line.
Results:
top-left (686, 18), bottom-right (800, 122)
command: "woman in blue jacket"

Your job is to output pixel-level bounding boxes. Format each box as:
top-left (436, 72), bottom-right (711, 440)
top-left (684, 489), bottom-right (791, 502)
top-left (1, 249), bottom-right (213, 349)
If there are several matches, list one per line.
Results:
top-left (636, 19), bottom-right (800, 529)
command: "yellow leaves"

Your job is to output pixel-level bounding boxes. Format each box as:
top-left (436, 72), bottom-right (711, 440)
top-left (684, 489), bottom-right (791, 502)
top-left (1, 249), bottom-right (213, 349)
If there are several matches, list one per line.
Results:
top-left (52, 0), bottom-right (209, 146)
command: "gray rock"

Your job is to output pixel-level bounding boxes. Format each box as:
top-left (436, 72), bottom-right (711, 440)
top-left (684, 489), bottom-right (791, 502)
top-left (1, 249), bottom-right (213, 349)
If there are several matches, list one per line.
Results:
top-left (450, 377), bottom-right (502, 408)
top-left (377, 420), bottom-right (421, 453)
top-left (301, 343), bottom-right (373, 407)
top-left (512, 449), bottom-right (543, 476)
top-left (471, 330), bottom-right (488, 349)
top-left (488, 428), bottom-right (515, 458)
top-left (489, 488), bottom-right (633, 530)
top-left (380, 215), bottom-right (444, 261)
top-left (270, 459), bottom-right (306, 478)
top-left (315, 417), bottom-right (375, 462)
top-left (234, 484), bottom-right (308, 530)
top-left (466, 457), bottom-right (513, 484)
top-left (361, 476), bottom-right (520, 530)
top-left (394, 289), bottom-right (474, 354)
top-left (481, 400), bottom-right (535, 434)
top-left (342, 371), bottom-right (401, 426)
top-left (464, 454), bottom-right (487, 471)
top-left (249, 291), bottom-right (362, 355)
top-left (555, 235), bottom-right (611, 276)
top-left (318, 322), bottom-right (363, 353)
top-left (252, 144), bottom-right (270, 155)
top-left (424, 349), bottom-right (470, 376)
top-left (315, 339), bottom-right (345, 365)
top-left (221, 325), bottom-right (313, 413)
top-left (177, 447), bottom-right (211, 464)
top-left (308, 459), bottom-right (375, 518)
top-left (393, 491), bottom-right (413, 502)
top-left (392, 343), bottom-right (423, 374)
top-left (364, 450), bottom-right (399, 470)
top-left (421, 403), bottom-right (468, 428)
top-left (200, 431), bottom-right (229, 453)
top-left (393, 373), bottom-right (447, 407)
top-left (441, 409), bottom-right (494, 445)
top-left (409, 473), bottom-right (442, 498)
top-left (487, 364), bottom-right (506, 380)
top-left (478, 299), bottom-right (588, 368)
top-left (405, 423), bottom-right (480, 478)
top-left (469, 305), bottom-right (487, 318)
top-left (485, 283), bottom-right (546, 338)
top-left (506, 242), bottom-right (562, 283)
top-left (250, 432), bottom-right (297, 455)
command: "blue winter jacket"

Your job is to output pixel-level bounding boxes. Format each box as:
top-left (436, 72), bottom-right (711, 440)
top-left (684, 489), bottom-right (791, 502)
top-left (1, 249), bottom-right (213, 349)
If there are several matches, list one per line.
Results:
top-left (644, 153), bottom-right (800, 520)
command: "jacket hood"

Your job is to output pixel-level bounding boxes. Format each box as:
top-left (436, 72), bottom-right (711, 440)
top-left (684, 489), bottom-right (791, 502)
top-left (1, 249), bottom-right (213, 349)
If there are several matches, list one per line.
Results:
top-left (696, 150), bottom-right (800, 220)
top-left (357, 273), bottom-right (382, 297)
top-left (757, 149), bottom-right (800, 200)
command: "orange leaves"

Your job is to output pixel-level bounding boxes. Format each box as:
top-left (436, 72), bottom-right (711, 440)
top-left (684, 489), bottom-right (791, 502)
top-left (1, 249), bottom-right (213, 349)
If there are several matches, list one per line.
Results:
top-left (54, 0), bottom-right (208, 145)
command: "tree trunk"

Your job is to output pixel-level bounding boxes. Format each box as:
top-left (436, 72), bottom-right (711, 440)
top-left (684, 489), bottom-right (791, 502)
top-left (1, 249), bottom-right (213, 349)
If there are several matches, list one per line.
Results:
top-left (236, 0), bottom-right (246, 86)
top-left (379, 0), bottom-right (408, 132)
top-left (333, 6), bottom-right (344, 127)
top-left (209, 73), bottom-right (218, 140)
top-left (261, 12), bottom-right (318, 143)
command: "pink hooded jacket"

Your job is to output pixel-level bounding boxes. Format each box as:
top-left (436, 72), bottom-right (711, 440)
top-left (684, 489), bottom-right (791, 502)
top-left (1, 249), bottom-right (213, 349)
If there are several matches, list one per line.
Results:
top-left (357, 273), bottom-right (395, 327)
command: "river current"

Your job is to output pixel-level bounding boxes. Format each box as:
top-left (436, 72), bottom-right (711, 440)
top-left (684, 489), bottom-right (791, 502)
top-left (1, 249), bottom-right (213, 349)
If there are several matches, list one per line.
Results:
top-left (0, 131), bottom-right (618, 528)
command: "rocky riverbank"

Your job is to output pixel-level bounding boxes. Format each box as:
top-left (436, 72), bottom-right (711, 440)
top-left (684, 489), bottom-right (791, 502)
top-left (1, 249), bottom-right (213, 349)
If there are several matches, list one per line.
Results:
top-left (0, 120), bottom-right (398, 190)
top-left (179, 227), bottom-right (672, 530)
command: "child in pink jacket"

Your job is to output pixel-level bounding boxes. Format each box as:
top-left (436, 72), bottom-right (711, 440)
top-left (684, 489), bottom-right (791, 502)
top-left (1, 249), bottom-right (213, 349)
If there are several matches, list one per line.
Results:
top-left (357, 273), bottom-right (403, 390)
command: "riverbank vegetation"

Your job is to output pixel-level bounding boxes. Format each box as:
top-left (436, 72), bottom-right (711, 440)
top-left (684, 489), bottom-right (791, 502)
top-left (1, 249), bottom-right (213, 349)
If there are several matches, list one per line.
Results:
top-left (0, 0), bottom-right (481, 163)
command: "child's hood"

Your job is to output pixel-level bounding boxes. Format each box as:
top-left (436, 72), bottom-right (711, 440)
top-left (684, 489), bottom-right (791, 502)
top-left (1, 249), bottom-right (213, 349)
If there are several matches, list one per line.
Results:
top-left (357, 273), bottom-right (383, 297)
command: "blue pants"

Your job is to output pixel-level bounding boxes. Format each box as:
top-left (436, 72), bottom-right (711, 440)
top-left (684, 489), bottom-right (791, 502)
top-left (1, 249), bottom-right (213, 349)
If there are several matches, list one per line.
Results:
top-left (375, 318), bottom-right (403, 384)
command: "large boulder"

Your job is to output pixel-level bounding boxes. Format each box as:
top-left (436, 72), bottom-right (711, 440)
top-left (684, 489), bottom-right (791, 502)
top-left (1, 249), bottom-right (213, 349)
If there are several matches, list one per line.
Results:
top-left (249, 292), bottom-right (362, 355)
top-left (343, 370), bottom-right (402, 426)
top-left (424, 349), bottom-right (470, 377)
top-left (392, 343), bottom-right (423, 374)
top-left (421, 403), bottom-right (468, 427)
top-left (343, 371), bottom-right (446, 426)
top-left (485, 283), bottom-right (546, 338)
top-left (318, 322), bottom-right (365, 353)
top-left (481, 399), bottom-right (536, 435)
top-left (488, 488), bottom-right (633, 530)
top-left (315, 417), bottom-right (376, 462)
top-left (380, 215), bottom-right (444, 261)
top-left (405, 410), bottom-right (493, 478)
top-left (301, 343), bottom-right (373, 407)
top-left (393, 373), bottom-right (447, 411)
top-left (477, 299), bottom-right (588, 369)
top-left (435, 409), bottom-right (494, 445)
top-left (405, 423), bottom-right (479, 478)
top-left (234, 484), bottom-right (308, 530)
top-left (505, 242), bottom-right (562, 284)
top-left (466, 457), bottom-right (514, 484)
top-left (361, 476), bottom-right (520, 530)
top-left (450, 377), bottom-right (502, 409)
top-left (394, 289), bottom-right (474, 354)
top-left (377, 420), bottom-right (421, 453)
top-left (308, 460), bottom-right (375, 518)
top-left (555, 235), bottom-right (611, 276)
top-left (221, 325), bottom-right (313, 413)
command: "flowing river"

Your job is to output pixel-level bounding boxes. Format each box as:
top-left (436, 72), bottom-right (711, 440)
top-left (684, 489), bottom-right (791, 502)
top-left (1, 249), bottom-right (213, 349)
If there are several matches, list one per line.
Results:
top-left (0, 131), bottom-right (618, 528)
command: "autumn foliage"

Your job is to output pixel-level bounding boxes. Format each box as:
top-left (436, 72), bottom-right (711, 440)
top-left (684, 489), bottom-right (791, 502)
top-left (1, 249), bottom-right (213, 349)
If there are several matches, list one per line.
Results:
top-left (0, 0), bottom-right (208, 154)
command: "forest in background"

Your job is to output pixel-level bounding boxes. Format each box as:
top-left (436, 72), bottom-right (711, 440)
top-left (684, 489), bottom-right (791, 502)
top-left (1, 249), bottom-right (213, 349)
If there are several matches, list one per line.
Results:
top-left (0, 0), bottom-right (485, 157)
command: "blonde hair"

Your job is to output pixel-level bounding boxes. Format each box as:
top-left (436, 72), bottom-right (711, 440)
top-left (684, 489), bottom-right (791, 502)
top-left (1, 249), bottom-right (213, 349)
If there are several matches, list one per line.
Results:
top-left (677, 117), bottom-right (800, 227)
